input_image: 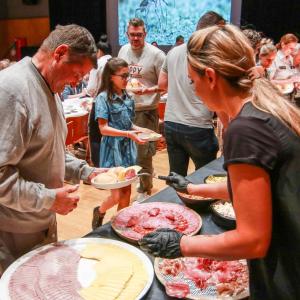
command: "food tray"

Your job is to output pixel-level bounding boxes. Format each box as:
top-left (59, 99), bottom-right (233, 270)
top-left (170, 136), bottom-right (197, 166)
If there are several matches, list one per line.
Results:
top-left (111, 202), bottom-right (202, 244)
top-left (0, 238), bottom-right (154, 300)
top-left (177, 192), bottom-right (216, 210)
top-left (210, 200), bottom-right (236, 230)
top-left (204, 174), bottom-right (227, 184)
top-left (154, 257), bottom-right (249, 300)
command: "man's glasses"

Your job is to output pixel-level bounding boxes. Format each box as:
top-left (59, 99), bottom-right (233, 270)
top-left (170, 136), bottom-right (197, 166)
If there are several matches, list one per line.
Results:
top-left (127, 32), bottom-right (144, 38)
top-left (113, 73), bottom-right (130, 80)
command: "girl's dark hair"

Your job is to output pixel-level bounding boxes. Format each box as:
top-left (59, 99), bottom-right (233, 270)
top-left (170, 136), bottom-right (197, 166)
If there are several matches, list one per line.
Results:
top-left (97, 34), bottom-right (112, 55)
top-left (99, 57), bottom-right (128, 101)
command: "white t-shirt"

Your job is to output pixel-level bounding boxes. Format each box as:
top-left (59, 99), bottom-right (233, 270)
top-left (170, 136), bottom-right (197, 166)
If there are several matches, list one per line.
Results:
top-left (162, 44), bottom-right (213, 128)
top-left (118, 43), bottom-right (165, 111)
top-left (268, 50), bottom-right (294, 80)
top-left (87, 54), bottom-right (112, 98)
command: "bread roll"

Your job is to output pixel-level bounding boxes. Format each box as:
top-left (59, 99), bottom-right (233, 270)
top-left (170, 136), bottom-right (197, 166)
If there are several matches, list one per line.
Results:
top-left (94, 172), bottom-right (118, 184)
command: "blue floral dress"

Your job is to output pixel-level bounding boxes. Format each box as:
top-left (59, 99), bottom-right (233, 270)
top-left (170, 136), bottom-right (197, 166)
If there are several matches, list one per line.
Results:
top-left (94, 91), bottom-right (137, 168)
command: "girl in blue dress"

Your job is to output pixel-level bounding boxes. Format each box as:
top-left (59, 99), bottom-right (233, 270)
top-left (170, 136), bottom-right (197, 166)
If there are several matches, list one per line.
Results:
top-left (92, 58), bottom-right (150, 229)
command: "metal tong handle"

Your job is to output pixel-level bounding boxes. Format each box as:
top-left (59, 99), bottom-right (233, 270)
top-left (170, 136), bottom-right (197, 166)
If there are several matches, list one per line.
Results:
top-left (137, 173), bottom-right (167, 180)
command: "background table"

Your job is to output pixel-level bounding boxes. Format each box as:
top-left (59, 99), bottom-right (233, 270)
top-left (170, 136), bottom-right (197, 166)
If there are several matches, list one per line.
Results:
top-left (85, 157), bottom-right (226, 299)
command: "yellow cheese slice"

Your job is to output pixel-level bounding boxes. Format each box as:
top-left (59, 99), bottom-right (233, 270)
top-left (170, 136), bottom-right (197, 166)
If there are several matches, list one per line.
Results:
top-left (79, 244), bottom-right (148, 300)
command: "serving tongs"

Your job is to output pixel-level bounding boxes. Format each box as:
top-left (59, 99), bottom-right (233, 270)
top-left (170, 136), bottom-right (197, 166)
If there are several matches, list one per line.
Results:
top-left (137, 173), bottom-right (169, 180)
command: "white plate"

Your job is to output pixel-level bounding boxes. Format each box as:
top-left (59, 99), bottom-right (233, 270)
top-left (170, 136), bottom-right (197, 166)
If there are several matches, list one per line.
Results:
top-left (276, 83), bottom-right (294, 94)
top-left (126, 87), bottom-right (145, 93)
top-left (138, 132), bottom-right (162, 142)
top-left (0, 238), bottom-right (154, 300)
top-left (64, 110), bottom-right (88, 118)
top-left (91, 175), bottom-right (138, 190)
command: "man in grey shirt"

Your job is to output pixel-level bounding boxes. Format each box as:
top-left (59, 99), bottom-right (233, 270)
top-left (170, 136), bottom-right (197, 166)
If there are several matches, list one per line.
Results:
top-left (0, 24), bottom-right (106, 273)
top-left (118, 18), bottom-right (165, 200)
top-left (158, 11), bottom-right (226, 176)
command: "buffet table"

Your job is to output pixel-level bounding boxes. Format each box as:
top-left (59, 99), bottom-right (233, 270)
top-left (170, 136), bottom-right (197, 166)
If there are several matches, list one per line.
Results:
top-left (63, 97), bottom-right (92, 149)
top-left (85, 157), bottom-right (227, 300)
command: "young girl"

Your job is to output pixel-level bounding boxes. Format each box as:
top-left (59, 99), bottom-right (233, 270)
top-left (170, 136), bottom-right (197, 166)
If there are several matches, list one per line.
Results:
top-left (92, 57), bottom-right (150, 229)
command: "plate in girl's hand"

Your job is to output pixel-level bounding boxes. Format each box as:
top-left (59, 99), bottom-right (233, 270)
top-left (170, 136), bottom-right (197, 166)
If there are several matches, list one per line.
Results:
top-left (137, 132), bottom-right (162, 142)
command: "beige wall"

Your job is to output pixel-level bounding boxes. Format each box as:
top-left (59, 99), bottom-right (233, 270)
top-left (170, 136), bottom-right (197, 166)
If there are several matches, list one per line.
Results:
top-left (0, 17), bottom-right (50, 58)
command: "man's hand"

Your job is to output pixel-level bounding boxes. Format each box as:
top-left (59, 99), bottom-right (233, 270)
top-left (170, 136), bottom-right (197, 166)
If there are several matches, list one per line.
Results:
top-left (138, 228), bottom-right (184, 258)
top-left (159, 172), bottom-right (191, 193)
top-left (86, 168), bottom-right (109, 183)
top-left (50, 185), bottom-right (80, 215)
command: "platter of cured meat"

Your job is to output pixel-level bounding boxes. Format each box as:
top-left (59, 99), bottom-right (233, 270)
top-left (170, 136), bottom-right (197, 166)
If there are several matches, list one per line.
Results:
top-left (0, 238), bottom-right (154, 300)
top-left (154, 257), bottom-right (249, 299)
top-left (111, 202), bottom-right (202, 243)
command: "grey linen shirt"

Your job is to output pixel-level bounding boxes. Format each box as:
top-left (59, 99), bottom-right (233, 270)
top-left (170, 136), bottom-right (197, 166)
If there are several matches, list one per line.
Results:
top-left (0, 57), bottom-right (93, 233)
top-left (162, 44), bottom-right (214, 128)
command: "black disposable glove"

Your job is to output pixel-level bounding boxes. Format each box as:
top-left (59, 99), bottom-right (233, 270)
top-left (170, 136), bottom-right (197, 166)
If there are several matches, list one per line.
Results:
top-left (158, 172), bottom-right (191, 193)
top-left (138, 228), bottom-right (184, 258)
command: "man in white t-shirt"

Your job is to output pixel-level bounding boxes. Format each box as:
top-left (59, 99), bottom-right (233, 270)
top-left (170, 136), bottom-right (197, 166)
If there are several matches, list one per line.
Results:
top-left (118, 18), bottom-right (165, 200)
top-left (87, 36), bottom-right (112, 168)
top-left (87, 36), bottom-right (112, 98)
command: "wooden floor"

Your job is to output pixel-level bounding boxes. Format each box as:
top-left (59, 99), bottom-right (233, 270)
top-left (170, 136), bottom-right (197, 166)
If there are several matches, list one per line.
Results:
top-left (57, 149), bottom-right (195, 240)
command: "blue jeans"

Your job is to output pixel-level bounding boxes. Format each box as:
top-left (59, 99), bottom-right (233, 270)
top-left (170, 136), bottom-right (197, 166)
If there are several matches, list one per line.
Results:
top-left (164, 121), bottom-right (219, 176)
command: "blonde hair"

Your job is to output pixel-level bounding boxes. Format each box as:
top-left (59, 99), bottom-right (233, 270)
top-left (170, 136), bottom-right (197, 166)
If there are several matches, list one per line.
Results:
top-left (187, 24), bottom-right (300, 136)
top-left (276, 33), bottom-right (298, 50)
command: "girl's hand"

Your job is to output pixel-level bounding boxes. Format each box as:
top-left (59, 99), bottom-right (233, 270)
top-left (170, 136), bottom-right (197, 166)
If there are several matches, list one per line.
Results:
top-left (127, 131), bottom-right (148, 144)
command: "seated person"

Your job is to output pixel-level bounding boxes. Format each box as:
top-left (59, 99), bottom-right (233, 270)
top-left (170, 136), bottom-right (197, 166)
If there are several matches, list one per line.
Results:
top-left (292, 43), bottom-right (300, 72)
top-left (268, 33), bottom-right (299, 85)
top-left (292, 44), bottom-right (300, 106)
top-left (249, 42), bottom-right (277, 80)
top-left (61, 74), bottom-right (89, 100)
